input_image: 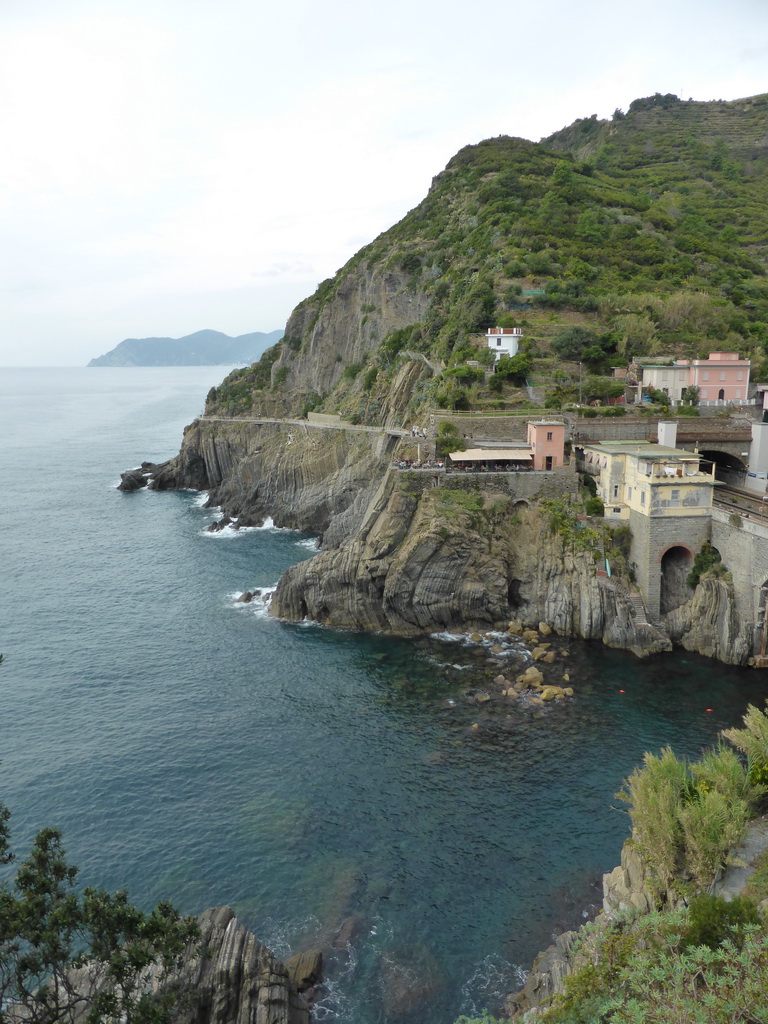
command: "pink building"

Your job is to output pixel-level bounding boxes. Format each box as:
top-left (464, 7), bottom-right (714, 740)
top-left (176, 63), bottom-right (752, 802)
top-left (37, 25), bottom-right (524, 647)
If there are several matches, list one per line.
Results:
top-left (527, 420), bottom-right (566, 471)
top-left (641, 352), bottom-right (751, 404)
top-left (690, 352), bottom-right (750, 403)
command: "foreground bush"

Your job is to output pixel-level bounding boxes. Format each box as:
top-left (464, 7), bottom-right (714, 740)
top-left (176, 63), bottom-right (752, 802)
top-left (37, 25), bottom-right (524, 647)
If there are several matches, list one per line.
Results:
top-left (540, 903), bottom-right (768, 1024)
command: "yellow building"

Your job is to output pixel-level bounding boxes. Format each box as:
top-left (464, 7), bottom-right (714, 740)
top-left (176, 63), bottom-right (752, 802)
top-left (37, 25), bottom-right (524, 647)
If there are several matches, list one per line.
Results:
top-left (580, 432), bottom-right (717, 618)
top-left (581, 440), bottom-right (715, 521)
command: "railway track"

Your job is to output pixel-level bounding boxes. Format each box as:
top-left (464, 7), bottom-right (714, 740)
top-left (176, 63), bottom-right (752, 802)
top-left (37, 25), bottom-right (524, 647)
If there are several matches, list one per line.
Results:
top-left (713, 483), bottom-right (768, 523)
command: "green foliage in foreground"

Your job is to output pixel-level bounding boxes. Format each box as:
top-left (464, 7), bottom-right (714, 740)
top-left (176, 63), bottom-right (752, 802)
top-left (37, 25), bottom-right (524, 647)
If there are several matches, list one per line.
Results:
top-left (455, 704), bottom-right (768, 1024)
top-left (618, 743), bottom-right (761, 893)
top-left (538, 903), bottom-right (768, 1024)
top-left (0, 804), bottom-right (199, 1024)
top-left (535, 703), bottom-right (768, 1024)
top-left (723, 701), bottom-right (768, 788)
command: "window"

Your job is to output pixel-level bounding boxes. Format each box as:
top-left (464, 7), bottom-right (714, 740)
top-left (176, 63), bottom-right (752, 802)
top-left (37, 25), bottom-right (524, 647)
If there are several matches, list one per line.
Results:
top-left (613, 485), bottom-right (619, 498)
top-left (641, 491), bottom-right (645, 505)
top-left (497, 339), bottom-right (502, 346)
top-left (738, 371), bottom-right (744, 381)
top-left (703, 371), bottom-right (710, 381)
top-left (701, 389), bottom-right (708, 398)
top-left (628, 486), bottom-right (632, 500)
top-left (720, 371), bottom-right (727, 381)
top-left (671, 489), bottom-right (680, 500)
top-left (547, 431), bottom-right (553, 441)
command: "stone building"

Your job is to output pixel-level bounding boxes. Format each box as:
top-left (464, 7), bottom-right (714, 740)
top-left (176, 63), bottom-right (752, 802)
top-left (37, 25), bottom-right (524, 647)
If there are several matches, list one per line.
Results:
top-left (580, 422), bottom-right (716, 618)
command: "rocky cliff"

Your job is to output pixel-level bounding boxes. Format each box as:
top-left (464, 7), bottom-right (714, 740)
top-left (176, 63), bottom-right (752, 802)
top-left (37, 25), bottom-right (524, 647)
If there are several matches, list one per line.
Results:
top-left (272, 267), bottom-right (432, 418)
top-left (505, 841), bottom-right (657, 1020)
top-left (123, 401), bottom-right (761, 664)
top-left (124, 419), bottom-right (673, 654)
top-left (270, 473), bottom-right (670, 656)
top-left (664, 575), bottom-right (753, 665)
top-left (117, 100), bottom-right (768, 668)
top-left (64, 906), bottom-right (320, 1024)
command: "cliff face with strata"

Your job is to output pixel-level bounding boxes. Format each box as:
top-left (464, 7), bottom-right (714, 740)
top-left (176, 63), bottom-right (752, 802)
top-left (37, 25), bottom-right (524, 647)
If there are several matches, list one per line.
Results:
top-left (130, 388), bottom-right (758, 664)
top-left (664, 575), bottom-right (753, 665)
top-left (64, 907), bottom-right (319, 1024)
top-left (272, 267), bottom-right (432, 417)
top-left (135, 421), bottom-right (669, 654)
top-left (270, 472), bottom-right (670, 658)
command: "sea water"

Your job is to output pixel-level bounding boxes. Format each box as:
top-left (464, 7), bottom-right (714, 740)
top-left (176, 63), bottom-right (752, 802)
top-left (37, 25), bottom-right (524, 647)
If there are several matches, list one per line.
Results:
top-left (2, 366), bottom-right (768, 1024)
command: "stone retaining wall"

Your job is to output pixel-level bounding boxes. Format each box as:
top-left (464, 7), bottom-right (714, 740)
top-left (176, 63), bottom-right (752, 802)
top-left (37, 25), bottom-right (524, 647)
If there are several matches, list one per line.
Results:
top-left (712, 508), bottom-right (768, 645)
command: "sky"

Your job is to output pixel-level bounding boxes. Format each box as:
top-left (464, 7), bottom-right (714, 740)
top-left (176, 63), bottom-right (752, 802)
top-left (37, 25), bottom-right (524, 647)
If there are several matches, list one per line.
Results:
top-left (1, 0), bottom-right (767, 366)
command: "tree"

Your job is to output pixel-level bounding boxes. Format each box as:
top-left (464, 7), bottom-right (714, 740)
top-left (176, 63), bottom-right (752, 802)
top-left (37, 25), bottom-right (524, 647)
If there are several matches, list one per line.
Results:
top-left (583, 376), bottom-right (624, 403)
top-left (0, 805), bottom-right (199, 1024)
top-left (436, 420), bottom-right (467, 458)
top-left (493, 353), bottom-right (532, 384)
top-left (550, 326), bottom-right (601, 361)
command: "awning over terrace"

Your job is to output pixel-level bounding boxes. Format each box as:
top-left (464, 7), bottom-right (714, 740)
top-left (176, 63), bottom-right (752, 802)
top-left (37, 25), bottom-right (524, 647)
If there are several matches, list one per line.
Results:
top-left (448, 448), bottom-right (533, 461)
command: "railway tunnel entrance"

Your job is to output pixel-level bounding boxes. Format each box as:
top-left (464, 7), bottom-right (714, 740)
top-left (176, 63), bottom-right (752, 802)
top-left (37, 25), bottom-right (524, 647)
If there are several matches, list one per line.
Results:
top-left (698, 449), bottom-right (747, 487)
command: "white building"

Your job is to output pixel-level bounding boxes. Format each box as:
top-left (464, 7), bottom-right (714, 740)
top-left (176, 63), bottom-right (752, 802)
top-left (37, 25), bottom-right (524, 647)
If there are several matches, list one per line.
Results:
top-left (486, 326), bottom-right (522, 362)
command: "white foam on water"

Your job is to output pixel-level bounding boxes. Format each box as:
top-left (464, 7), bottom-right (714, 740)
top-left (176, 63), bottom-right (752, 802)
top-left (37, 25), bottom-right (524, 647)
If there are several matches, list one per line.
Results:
top-left (201, 520), bottom-right (259, 539)
top-left (429, 630), bottom-right (470, 644)
top-left (257, 914), bottom-right (321, 962)
top-left (458, 954), bottom-right (525, 1020)
top-left (423, 654), bottom-right (473, 671)
top-left (228, 586), bottom-right (277, 618)
top-left (192, 491), bottom-right (212, 508)
top-left (295, 536), bottom-right (320, 551)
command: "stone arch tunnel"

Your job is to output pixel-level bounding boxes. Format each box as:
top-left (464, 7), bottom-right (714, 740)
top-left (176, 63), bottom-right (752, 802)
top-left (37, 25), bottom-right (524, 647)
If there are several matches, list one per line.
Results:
top-left (660, 544), bottom-right (695, 615)
top-left (698, 449), bottom-right (747, 486)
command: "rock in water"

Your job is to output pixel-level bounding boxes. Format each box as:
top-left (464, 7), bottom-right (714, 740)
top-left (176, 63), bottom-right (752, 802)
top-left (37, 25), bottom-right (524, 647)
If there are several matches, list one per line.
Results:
top-left (178, 907), bottom-right (317, 1024)
top-left (117, 467), bottom-right (148, 491)
top-left (284, 950), bottom-right (323, 992)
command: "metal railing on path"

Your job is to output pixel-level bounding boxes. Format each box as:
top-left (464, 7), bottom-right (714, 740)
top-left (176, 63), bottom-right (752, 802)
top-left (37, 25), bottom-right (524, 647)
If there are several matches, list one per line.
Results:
top-left (198, 415), bottom-right (409, 437)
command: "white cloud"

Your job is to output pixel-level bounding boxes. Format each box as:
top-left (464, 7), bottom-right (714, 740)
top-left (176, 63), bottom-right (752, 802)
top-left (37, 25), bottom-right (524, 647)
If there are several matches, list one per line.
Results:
top-left (1, 0), bottom-right (767, 364)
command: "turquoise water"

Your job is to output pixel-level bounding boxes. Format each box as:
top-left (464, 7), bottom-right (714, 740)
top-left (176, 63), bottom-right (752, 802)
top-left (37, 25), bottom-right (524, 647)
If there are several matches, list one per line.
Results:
top-left (3, 366), bottom-right (768, 1023)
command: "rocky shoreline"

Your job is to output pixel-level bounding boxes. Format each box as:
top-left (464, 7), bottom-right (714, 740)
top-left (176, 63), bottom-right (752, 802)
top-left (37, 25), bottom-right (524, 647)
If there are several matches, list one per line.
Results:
top-left (117, 412), bottom-right (764, 1023)
top-left (119, 411), bottom-right (749, 666)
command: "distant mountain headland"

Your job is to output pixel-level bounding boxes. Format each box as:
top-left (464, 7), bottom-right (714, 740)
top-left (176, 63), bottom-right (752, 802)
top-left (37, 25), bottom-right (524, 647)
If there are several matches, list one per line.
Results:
top-left (88, 329), bottom-right (284, 367)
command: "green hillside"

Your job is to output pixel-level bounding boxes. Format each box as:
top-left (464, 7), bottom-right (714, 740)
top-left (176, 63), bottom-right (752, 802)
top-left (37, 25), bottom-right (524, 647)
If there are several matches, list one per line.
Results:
top-left (209, 93), bottom-right (768, 420)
